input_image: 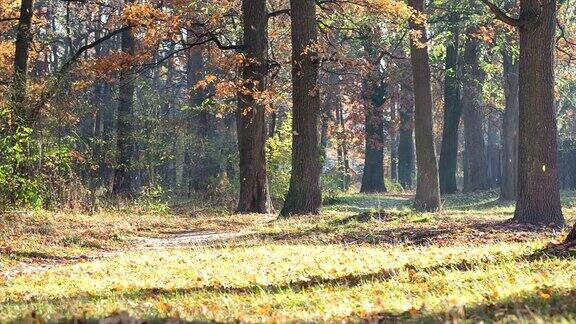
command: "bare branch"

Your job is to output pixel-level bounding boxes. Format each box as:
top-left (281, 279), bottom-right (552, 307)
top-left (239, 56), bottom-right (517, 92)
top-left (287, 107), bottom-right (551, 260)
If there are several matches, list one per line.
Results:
top-left (268, 8), bottom-right (290, 18)
top-left (0, 17), bottom-right (19, 23)
top-left (479, 0), bottom-right (521, 27)
top-left (29, 26), bottom-right (130, 124)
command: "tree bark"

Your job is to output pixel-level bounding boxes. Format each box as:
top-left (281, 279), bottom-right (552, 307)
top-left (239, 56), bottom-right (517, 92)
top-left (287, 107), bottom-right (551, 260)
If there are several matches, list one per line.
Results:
top-left (186, 47), bottom-right (219, 193)
top-left (280, 0), bottom-right (322, 216)
top-left (398, 95), bottom-right (414, 189)
top-left (335, 93), bottom-right (350, 190)
top-left (514, 0), bottom-right (563, 226)
top-left (390, 102), bottom-right (398, 182)
top-left (461, 36), bottom-right (490, 192)
top-left (11, 0), bottom-right (34, 126)
top-left (321, 70), bottom-right (339, 160)
top-left (566, 223), bottom-right (576, 244)
top-left (438, 26), bottom-right (462, 194)
top-left (408, 0), bottom-right (441, 211)
top-left (236, 0), bottom-right (272, 213)
top-left (486, 111), bottom-right (501, 188)
top-left (112, 1), bottom-right (136, 197)
top-left (360, 72), bottom-right (387, 193)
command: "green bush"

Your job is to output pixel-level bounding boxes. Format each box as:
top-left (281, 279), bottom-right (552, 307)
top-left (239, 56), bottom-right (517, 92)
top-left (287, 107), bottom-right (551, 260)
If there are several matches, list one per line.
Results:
top-left (266, 114), bottom-right (293, 205)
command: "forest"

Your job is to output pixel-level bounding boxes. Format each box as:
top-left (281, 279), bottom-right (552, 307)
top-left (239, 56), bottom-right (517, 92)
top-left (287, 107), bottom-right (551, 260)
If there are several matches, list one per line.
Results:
top-left (1, 0), bottom-right (576, 322)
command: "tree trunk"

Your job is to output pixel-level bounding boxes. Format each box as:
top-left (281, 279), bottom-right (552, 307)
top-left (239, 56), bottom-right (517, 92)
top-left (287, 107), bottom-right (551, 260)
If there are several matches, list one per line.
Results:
top-left (486, 112), bottom-right (501, 188)
top-left (11, 0), bottom-right (34, 126)
top-left (515, 0), bottom-right (564, 226)
top-left (112, 3), bottom-right (135, 197)
top-left (335, 94), bottom-right (350, 190)
top-left (398, 95), bottom-right (414, 189)
top-left (566, 224), bottom-right (576, 243)
top-left (408, 0), bottom-right (441, 211)
top-left (360, 73), bottom-right (387, 193)
top-left (390, 101), bottom-right (398, 182)
top-left (280, 0), bottom-right (322, 216)
top-left (186, 47), bottom-right (218, 193)
top-left (500, 45), bottom-right (519, 201)
top-left (321, 70), bottom-right (339, 160)
top-left (236, 0), bottom-right (272, 213)
top-left (438, 26), bottom-right (462, 194)
top-left (461, 36), bottom-right (490, 192)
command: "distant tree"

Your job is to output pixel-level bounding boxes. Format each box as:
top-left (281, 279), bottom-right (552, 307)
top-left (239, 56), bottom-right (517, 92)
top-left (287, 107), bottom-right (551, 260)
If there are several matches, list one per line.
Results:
top-left (360, 66), bottom-right (387, 193)
top-left (397, 89), bottom-right (414, 189)
top-left (408, 0), bottom-right (441, 212)
top-left (11, 0), bottom-right (33, 124)
top-left (481, 0), bottom-right (564, 226)
top-left (500, 45), bottom-right (519, 201)
top-left (185, 47), bottom-right (217, 194)
top-left (438, 19), bottom-right (462, 194)
top-left (461, 35), bottom-right (490, 192)
top-left (281, 0), bottom-right (322, 216)
top-left (112, 1), bottom-right (136, 197)
top-left (236, 0), bottom-right (272, 213)
top-left (389, 102), bottom-right (398, 182)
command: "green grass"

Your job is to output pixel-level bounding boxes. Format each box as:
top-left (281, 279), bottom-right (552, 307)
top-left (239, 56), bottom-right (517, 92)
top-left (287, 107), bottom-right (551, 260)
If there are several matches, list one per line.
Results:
top-left (1, 191), bottom-right (575, 323)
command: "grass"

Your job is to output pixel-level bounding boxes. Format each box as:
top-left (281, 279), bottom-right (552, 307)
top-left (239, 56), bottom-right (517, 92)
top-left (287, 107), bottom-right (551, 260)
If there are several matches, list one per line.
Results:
top-left (0, 190), bottom-right (575, 323)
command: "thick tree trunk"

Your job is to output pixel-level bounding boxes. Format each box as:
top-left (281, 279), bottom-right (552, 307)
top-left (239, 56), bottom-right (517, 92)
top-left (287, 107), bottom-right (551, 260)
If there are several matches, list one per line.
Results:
top-left (514, 0), bottom-right (563, 226)
top-left (112, 3), bottom-right (135, 197)
top-left (408, 0), bottom-right (441, 211)
top-left (398, 97), bottom-right (414, 189)
top-left (280, 0), bottom-right (322, 216)
top-left (11, 0), bottom-right (34, 126)
top-left (566, 224), bottom-right (576, 243)
top-left (461, 36), bottom-right (490, 192)
top-left (236, 0), bottom-right (272, 213)
top-left (438, 27), bottom-right (462, 194)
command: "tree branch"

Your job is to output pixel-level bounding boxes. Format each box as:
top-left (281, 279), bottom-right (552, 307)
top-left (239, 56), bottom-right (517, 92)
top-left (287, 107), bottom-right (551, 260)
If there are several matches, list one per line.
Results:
top-left (29, 26), bottom-right (130, 124)
top-left (479, 0), bottom-right (521, 27)
top-left (0, 17), bottom-right (19, 23)
top-left (268, 8), bottom-right (290, 18)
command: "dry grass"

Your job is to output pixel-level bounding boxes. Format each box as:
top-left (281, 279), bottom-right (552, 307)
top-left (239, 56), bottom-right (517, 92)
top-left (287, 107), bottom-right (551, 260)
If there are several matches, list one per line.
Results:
top-left (0, 190), bottom-right (575, 323)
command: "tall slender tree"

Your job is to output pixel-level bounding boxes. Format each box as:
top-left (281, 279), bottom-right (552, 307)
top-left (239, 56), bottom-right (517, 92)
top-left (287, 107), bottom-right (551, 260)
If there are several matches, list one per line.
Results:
top-left (360, 64), bottom-right (387, 193)
top-left (461, 35), bottom-right (490, 192)
top-left (112, 0), bottom-right (136, 197)
top-left (398, 90), bottom-right (414, 189)
top-left (11, 0), bottom-right (34, 126)
top-left (481, 0), bottom-right (563, 225)
top-left (438, 23), bottom-right (462, 194)
top-left (281, 0), bottom-right (322, 216)
top-left (408, 0), bottom-right (441, 212)
top-left (390, 102), bottom-right (399, 182)
top-left (500, 46), bottom-right (519, 201)
top-left (237, 0), bottom-right (272, 213)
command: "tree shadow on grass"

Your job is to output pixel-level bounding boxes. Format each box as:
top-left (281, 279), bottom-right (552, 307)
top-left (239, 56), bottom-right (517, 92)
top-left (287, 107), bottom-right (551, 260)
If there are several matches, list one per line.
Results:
top-left (246, 218), bottom-right (559, 246)
top-left (0, 250), bottom-right (90, 262)
top-left (1, 246), bottom-right (544, 308)
top-left (12, 288), bottom-right (576, 323)
top-left (6, 250), bottom-right (571, 323)
top-left (323, 195), bottom-right (413, 213)
top-left (360, 287), bottom-right (576, 323)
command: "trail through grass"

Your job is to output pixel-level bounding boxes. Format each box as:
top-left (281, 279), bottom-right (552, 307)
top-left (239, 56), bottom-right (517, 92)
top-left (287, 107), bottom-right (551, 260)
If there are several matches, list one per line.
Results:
top-left (1, 190), bottom-right (575, 323)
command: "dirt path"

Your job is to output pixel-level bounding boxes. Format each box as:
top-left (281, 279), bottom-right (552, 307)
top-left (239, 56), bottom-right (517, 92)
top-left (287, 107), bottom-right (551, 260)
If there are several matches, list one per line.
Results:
top-left (1, 230), bottom-right (244, 281)
top-left (135, 230), bottom-right (247, 248)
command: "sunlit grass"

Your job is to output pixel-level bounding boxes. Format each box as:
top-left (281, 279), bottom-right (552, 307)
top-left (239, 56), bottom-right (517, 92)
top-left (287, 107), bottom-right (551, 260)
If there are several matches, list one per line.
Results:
top-left (0, 191), bottom-right (575, 322)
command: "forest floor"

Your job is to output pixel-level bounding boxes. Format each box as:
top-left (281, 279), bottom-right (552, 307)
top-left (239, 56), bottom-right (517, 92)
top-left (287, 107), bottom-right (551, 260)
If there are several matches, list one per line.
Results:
top-left (1, 190), bottom-right (576, 323)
